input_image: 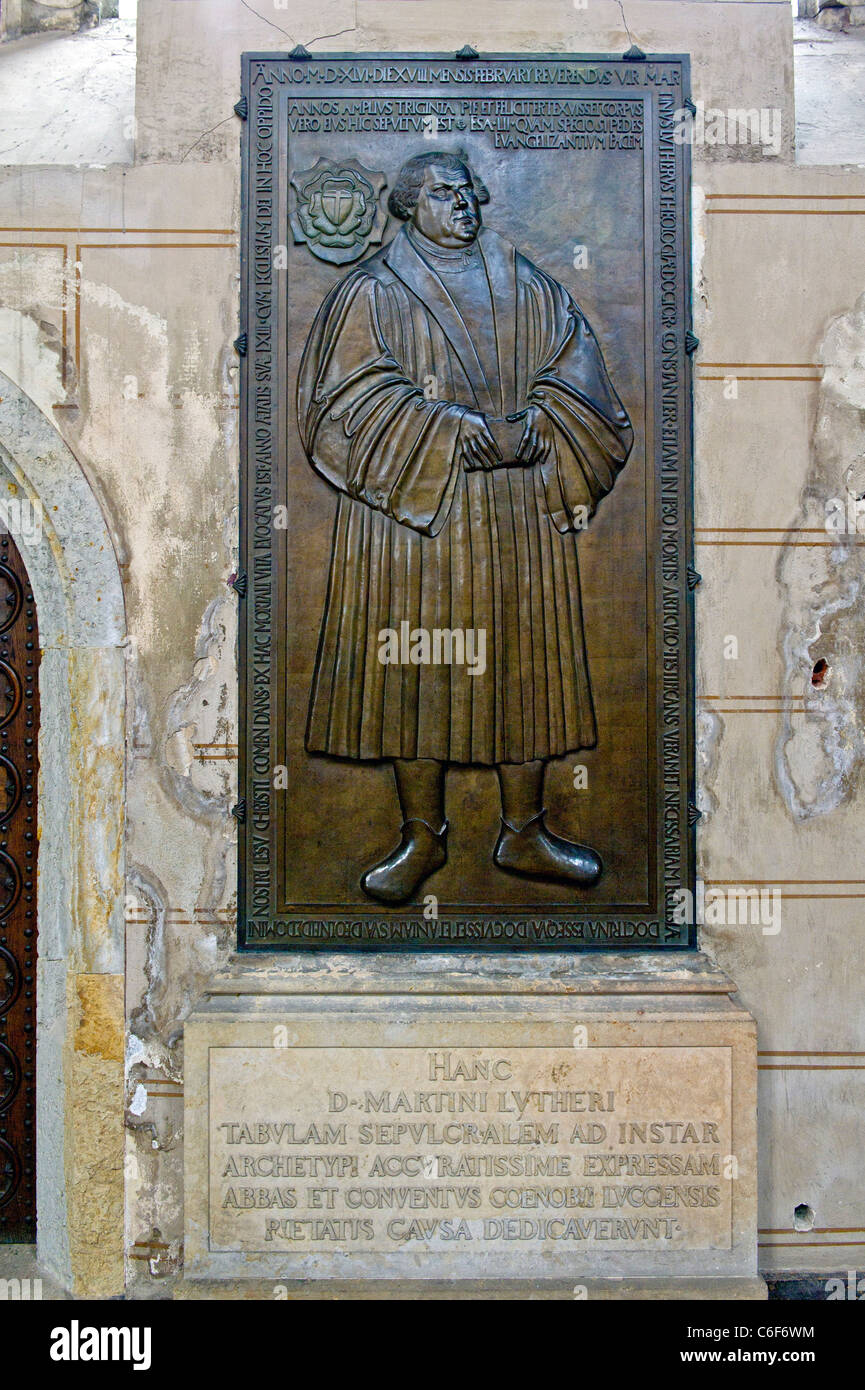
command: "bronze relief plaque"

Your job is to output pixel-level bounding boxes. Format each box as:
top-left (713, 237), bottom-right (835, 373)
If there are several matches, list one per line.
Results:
top-left (238, 52), bottom-right (695, 950)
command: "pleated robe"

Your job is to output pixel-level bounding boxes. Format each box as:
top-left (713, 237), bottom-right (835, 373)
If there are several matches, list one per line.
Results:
top-left (297, 225), bottom-right (633, 765)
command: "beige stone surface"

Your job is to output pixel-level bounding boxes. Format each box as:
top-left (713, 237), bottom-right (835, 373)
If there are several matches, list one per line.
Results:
top-left (175, 1275), bottom-right (768, 1300)
top-left (207, 949), bottom-right (735, 995)
top-left (66, 974), bottom-right (125, 1298)
top-left (75, 973), bottom-right (124, 1061)
top-left (184, 954), bottom-right (760, 1288)
top-left (132, 1), bottom-right (795, 163)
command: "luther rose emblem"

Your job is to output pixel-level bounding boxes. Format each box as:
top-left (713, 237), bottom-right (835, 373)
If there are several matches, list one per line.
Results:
top-left (289, 158), bottom-right (388, 264)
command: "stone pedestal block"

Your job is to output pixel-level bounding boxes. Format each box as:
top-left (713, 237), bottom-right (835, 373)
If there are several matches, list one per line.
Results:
top-left (183, 952), bottom-right (765, 1298)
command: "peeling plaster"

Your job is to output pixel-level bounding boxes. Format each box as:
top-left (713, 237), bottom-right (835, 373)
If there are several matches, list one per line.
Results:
top-left (775, 292), bottom-right (865, 821)
top-left (129, 1083), bottom-right (148, 1117)
top-left (74, 275), bottom-right (233, 674)
top-left (80, 278), bottom-right (168, 342)
top-left (0, 307), bottom-right (65, 417)
top-left (124, 562), bottom-right (239, 1285)
top-left (691, 184), bottom-right (709, 334)
top-left (696, 707), bottom-right (723, 828)
top-left (126, 863), bottom-right (174, 1048)
top-left (161, 589), bottom-right (237, 821)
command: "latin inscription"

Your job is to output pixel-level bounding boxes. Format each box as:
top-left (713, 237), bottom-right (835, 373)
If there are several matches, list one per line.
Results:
top-left (209, 1046), bottom-right (732, 1253)
top-left (285, 97), bottom-right (645, 150)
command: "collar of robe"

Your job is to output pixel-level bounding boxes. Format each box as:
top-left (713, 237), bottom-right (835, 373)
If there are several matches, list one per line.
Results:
top-left (406, 221), bottom-right (480, 270)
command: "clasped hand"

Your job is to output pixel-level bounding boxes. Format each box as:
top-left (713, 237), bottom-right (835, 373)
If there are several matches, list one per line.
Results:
top-left (459, 405), bottom-right (554, 471)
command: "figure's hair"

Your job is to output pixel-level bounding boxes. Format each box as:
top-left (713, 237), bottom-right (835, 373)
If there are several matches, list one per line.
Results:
top-left (387, 151), bottom-right (490, 220)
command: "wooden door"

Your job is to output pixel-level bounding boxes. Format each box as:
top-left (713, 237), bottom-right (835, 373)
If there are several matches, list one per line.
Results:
top-left (0, 530), bottom-right (39, 1242)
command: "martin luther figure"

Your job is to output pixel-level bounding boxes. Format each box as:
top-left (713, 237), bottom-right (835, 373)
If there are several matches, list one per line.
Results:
top-left (297, 151), bottom-right (633, 904)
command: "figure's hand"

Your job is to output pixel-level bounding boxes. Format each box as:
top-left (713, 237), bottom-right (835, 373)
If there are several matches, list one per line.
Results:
top-left (515, 405), bottom-right (555, 465)
top-left (458, 411), bottom-right (502, 472)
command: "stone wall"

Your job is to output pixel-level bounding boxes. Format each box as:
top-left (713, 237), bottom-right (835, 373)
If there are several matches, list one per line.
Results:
top-left (0, 1), bottom-right (113, 42)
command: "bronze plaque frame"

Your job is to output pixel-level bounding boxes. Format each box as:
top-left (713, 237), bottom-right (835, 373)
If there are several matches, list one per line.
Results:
top-left (237, 51), bottom-right (696, 951)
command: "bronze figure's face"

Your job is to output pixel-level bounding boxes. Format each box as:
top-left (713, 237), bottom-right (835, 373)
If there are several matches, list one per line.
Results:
top-left (411, 161), bottom-right (481, 247)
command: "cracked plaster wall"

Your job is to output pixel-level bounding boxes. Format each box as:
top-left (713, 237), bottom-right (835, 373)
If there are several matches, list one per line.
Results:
top-left (775, 294), bottom-right (865, 822)
top-left (692, 161), bottom-right (865, 1269)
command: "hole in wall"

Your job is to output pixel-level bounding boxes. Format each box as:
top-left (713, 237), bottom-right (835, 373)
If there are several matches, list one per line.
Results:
top-left (793, 1203), bottom-right (815, 1231)
top-left (811, 659), bottom-right (829, 687)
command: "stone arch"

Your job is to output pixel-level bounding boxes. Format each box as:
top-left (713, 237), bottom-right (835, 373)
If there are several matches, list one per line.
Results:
top-left (0, 369), bottom-right (126, 1296)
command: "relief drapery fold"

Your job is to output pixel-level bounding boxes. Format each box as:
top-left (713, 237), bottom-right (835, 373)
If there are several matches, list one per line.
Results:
top-left (297, 226), bottom-right (633, 764)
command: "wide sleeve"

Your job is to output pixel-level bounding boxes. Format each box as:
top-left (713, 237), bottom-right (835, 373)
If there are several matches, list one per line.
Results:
top-left (296, 271), bottom-right (465, 536)
top-left (526, 274), bottom-right (633, 534)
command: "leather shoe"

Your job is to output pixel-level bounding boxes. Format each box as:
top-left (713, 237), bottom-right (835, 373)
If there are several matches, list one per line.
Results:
top-left (361, 819), bottom-right (448, 904)
top-left (494, 810), bottom-right (602, 886)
